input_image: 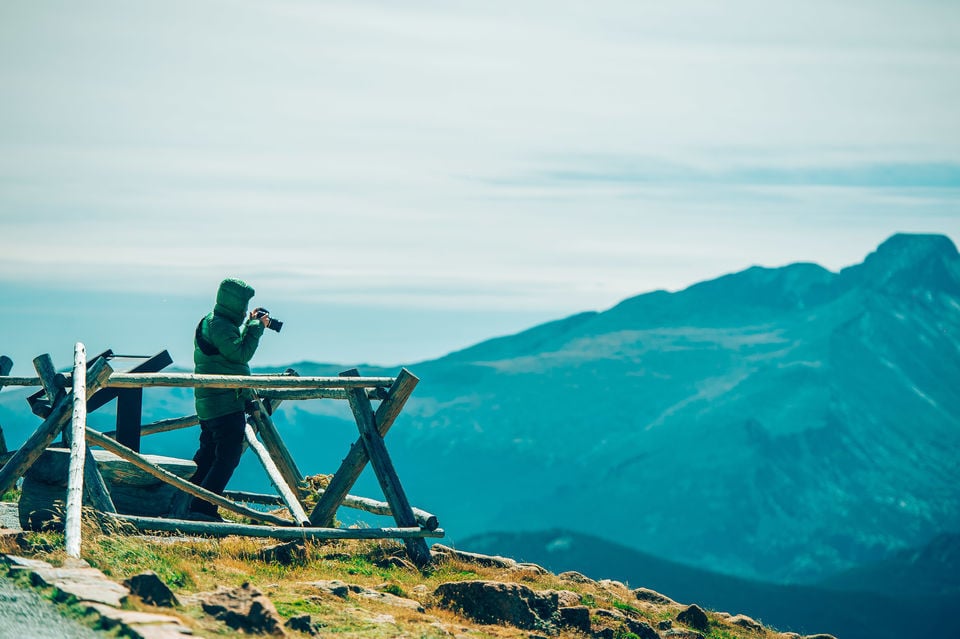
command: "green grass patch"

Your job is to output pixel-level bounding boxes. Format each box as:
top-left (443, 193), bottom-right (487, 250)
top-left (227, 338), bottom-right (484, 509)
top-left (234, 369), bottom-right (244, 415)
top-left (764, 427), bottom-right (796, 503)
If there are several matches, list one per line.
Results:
top-left (612, 599), bottom-right (643, 615)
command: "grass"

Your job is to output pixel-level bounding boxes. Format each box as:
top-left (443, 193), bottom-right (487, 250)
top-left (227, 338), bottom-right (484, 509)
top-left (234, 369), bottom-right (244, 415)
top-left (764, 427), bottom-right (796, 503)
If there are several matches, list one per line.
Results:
top-left (1, 510), bottom-right (790, 639)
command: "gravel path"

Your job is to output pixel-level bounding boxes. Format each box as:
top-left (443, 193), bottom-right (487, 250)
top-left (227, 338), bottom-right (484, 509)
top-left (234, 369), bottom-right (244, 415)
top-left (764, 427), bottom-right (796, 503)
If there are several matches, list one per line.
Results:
top-left (0, 574), bottom-right (104, 639)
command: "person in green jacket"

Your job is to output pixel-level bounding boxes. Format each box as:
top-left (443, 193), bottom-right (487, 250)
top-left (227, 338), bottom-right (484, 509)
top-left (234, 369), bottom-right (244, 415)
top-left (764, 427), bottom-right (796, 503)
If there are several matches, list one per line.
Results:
top-left (187, 278), bottom-right (272, 521)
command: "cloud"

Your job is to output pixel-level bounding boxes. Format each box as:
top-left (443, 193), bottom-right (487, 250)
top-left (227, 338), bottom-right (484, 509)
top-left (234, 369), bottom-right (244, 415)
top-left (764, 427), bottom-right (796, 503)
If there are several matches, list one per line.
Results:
top-left (1, 1), bottom-right (959, 315)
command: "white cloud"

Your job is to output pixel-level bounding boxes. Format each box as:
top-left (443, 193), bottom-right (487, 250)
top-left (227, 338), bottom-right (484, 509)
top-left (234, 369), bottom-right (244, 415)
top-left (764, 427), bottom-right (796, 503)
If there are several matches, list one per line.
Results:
top-left (1, 0), bottom-right (958, 316)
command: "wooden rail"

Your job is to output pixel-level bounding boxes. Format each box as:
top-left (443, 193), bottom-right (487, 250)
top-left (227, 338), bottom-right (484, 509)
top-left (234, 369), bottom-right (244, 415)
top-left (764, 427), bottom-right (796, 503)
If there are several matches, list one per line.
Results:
top-left (0, 373), bottom-right (395, 389)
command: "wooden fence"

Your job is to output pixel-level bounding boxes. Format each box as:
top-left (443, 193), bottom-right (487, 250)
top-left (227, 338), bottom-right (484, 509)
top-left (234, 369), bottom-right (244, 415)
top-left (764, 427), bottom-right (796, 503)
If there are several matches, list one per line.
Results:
top-left (0, 347), bottom-right (439, 566)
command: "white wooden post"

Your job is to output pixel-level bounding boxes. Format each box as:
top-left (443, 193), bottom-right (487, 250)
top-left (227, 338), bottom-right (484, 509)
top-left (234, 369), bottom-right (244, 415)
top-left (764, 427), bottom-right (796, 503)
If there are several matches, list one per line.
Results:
top-left (65, 343), bottom-right (87, 558)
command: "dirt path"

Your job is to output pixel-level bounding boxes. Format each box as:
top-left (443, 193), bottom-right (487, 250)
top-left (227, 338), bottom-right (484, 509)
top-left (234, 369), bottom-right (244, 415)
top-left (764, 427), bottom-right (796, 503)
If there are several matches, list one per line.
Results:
top-left (0, 574), bottom-right (104, 639)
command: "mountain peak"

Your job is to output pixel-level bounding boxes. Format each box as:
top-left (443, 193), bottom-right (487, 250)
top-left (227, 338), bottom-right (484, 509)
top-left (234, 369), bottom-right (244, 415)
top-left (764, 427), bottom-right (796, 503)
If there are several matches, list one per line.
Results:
top-left (842, 233), bottom-right (960, 295)
top-left (873, 233), bottom-right (958, 262)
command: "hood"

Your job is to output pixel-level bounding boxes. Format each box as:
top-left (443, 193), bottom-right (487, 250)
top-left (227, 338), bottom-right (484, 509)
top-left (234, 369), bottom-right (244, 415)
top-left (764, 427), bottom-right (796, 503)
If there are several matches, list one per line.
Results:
top-left (213, 278), bottom-right (255, 324)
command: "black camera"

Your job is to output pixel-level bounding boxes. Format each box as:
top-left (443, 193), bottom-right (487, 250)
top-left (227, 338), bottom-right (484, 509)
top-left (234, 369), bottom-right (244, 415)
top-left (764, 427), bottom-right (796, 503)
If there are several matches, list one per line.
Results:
top-left (253, 307), bottom-right (283, 333)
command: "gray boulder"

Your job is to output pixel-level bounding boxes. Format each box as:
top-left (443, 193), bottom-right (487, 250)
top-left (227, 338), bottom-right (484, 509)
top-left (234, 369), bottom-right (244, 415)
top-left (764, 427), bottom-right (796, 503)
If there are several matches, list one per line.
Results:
top-left (434, 581), bottom-right (559, 631)
top-left (123, 571), bottom-right (179, 608)
top-left (677, 604), bottom-right (710, 631)
top-left (198, 582), bottom-right (286, 636)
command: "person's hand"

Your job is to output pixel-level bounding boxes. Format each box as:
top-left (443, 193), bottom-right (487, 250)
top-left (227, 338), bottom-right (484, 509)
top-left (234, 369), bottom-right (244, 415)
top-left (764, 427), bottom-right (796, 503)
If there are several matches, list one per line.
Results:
top-left (249, 309), bottom-right (270, 327)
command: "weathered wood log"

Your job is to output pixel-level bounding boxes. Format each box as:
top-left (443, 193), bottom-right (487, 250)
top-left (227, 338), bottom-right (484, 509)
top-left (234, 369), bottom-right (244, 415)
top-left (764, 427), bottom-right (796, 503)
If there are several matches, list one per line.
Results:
top-left (32, 354), bottom-right (64, 435)
top-left (85, 428), bottom-right (292, 527)
top-left (341, 369), bottom-right (430, 566)
top-left (249, 400), bottom-right (305, 498)
top-left (257, 388), bottom-right (384, 401)
top-left (0, 376), bottom-right (43, 388)
top-left (0, 358), bottom-right (113, 496)
top-left (243, 423), bottom-right (309, 525)
top-left (55, 372), bottom-right (396, 389)
top-left (105, 512), bottom-right (445, 540)
top-left (310, 368), bottom-right (418, 527)
top-left (33, 354), bottom-right (116, 514)
top-left (0, 356), bottom-right (10, 455)
top-left (19, 448), bottom-right (196, 529)
top-left (105, 414), bottom-right (199, 439)
top-left (65, 343), bottom-right (87, 558)
top-left (225, 488), bottom-right (439, 531)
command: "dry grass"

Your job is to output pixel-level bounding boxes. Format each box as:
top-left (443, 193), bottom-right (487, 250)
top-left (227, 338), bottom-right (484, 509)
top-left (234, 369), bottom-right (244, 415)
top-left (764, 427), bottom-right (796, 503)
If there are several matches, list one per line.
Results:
top-left (6, 516), bottom-right (795, 639)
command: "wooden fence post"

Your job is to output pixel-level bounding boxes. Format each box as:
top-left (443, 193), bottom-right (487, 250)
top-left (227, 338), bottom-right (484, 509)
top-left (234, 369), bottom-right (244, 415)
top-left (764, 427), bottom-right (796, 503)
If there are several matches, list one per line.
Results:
top-left (243, 423), bottom-right (309, 525)
top-left (65, 343), bottom-right (87, 558)
top-left (0, 356), bottom-right (11, 456)
top-left (309, 369), bottom-right (418, 527)
top-left (340, 369), bottom-right (431, 566)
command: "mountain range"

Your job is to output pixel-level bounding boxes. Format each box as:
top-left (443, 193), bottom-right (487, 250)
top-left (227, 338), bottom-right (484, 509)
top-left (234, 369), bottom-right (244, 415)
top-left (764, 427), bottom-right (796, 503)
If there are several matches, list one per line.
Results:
top-left (2, 233), bottom-right (958, 609)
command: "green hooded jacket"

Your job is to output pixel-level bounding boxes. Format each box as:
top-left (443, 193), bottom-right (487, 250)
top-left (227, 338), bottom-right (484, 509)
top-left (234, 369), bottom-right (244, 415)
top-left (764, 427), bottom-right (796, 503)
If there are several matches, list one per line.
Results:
top-left (194, 278), bottom-right (265, 420)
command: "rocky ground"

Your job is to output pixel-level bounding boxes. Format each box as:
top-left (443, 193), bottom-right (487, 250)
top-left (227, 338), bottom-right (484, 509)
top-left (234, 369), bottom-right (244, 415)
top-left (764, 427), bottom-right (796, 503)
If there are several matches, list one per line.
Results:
top-left (0, 502), bottom-right (838, 639)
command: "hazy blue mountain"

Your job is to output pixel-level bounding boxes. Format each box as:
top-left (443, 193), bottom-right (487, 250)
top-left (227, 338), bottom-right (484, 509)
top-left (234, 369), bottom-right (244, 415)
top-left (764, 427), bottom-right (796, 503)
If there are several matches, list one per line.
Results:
top-left (459, 529), bottom-right (960, 639)
top-left (2, 233), bottom-right (958, 587)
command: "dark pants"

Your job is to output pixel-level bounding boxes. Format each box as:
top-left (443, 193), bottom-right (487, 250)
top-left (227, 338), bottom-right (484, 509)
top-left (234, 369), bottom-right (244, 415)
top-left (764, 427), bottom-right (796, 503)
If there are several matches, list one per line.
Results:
top-left (188, 411), bottom-right (245, 517)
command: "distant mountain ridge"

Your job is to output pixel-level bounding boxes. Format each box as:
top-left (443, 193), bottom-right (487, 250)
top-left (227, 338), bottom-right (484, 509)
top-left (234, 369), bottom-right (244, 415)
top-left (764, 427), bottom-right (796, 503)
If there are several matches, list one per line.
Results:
top-left (380, 232), bottom-right (960, 582)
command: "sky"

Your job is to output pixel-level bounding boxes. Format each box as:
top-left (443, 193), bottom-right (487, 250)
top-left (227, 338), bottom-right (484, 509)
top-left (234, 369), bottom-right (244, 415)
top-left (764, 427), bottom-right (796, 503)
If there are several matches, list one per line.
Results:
top-left (1, 0), bottom-right (959, 370)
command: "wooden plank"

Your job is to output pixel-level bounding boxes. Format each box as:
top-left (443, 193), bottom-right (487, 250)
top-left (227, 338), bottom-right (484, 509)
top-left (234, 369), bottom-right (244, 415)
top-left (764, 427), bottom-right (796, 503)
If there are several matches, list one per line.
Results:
top-left (0, 356), bottom-right (10, 455)
top-left (33, 354), bottom-right (65, 441)
top-left (243, 423), bottom-right (309, 525)
top-left (341, 369), bottom-right (431, 566)
top-left (227, 489), bottom-right (439, 531)
top-left (85, 428), bottom-right (294, 527)
top-left (105, 512), bottom-right (444, 540)
top-left (105, 414), bottom-right (199, 439)
top-left (56, 372), bottom-right (397, 389)
top-left (0, 376), bottom-right (43, 388)
top-left (34, 354), bottom-right (116, 514)
top-left (248, 400), bottom-right (305, 498)
top-left (0, 358), bottom-right (113, 496)
top-left (65, 343), bottom-right (87, 558)
top-left (309, 369), bottom-right (418, 527)
top-left (257, 389), bottom-right (350, 401)
top-left (115, 388), bottom-right (143, 452)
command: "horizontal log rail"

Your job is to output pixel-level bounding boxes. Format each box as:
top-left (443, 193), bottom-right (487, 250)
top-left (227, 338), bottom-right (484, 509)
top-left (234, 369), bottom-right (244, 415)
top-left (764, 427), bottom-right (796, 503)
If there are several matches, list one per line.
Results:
top-left (1, 374), bottom-right (395, 392)
top-left (104, 513), bottom-right (444, 540)
top-left (105, 414), bottom-right (200, 439)
top-left (224, 489), bottom-right (440, 531)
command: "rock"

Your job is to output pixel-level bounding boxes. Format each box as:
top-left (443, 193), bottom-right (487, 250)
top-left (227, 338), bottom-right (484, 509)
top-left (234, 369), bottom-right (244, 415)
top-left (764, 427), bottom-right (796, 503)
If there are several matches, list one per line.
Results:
top-left (198, 582), bottom-right (286, 636)
top-left (558, 570), bottom-right (595, 584)
top-left (307, 579), bottom-right (350, 598)
top-left (431, 544), bottom-right (518, 569)
top-left (594, 629), bottom-right (615, 639)
top-left (802, 635), bottom-right (838, 639)
top-left (285, 614), bottom-right (319, 636)
top-left (304, 580), bottom-right (424, 612)
top-left (729, 613), bottom-right (764, 632)
top-left (123, 571), bottom-right (179, 607)
top-left (659, 619), bottom-right (673, 630)
top-left (633, 587), bottom-right (677, 606)
top-left (6, 555), bottom-right (130, 607)
top-left (594, 608), bottom-right (626, 622)
top-left (356, 589), bottom-right (425, 613)
top-left (258, 541), bottom-right (306, 566)
top-left (559, 606), bottom-right (591, 633)
top-left (677, 604), bottom-right (710, 631)
top-left (544, 589), bottom-right (582, 607)
top-left (84, 603), bottom-right (192, 638)
top-left (516, 562), bottom-right (549, 575)
top-left (624, 619), bottom-right (660, 639)
top-left (598, 579), bottom-right (628, 590)
top-left (662, 630), bottom-right (705, 639)
top-left (434, 581), bottom-right (559, 631)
